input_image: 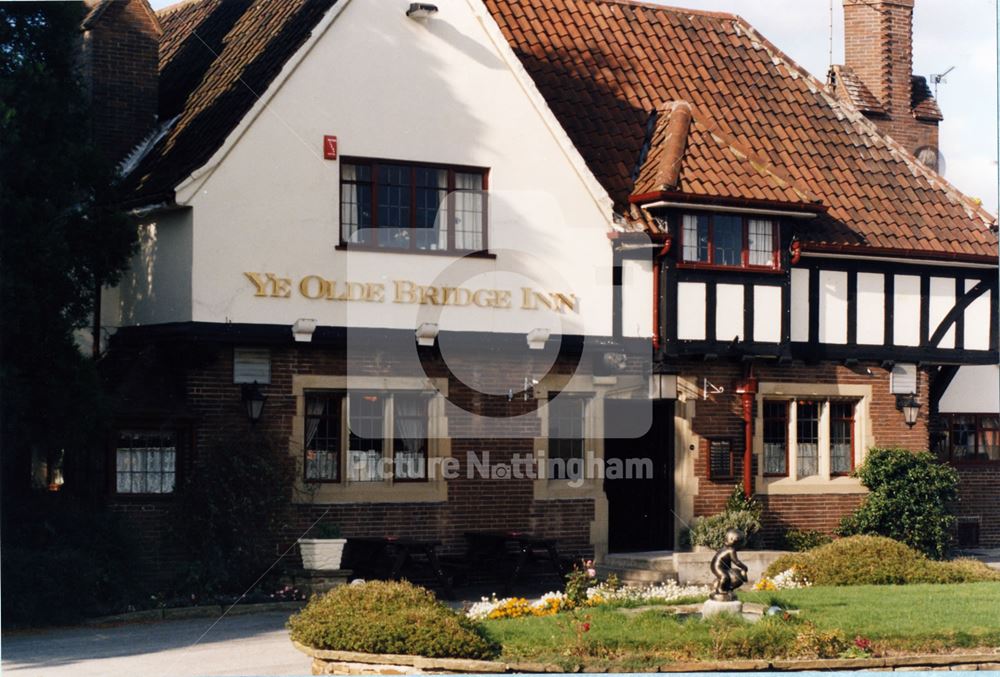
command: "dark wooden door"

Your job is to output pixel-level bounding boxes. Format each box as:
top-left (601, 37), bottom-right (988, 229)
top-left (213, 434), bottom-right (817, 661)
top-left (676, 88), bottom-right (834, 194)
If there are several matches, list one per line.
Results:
top-left (604, 399), bottom-right (674, 552)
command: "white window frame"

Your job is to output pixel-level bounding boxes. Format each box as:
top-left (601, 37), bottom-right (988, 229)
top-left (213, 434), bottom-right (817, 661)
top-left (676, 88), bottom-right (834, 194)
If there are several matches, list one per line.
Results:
top-left (754, 382), bottom-right (872, 494)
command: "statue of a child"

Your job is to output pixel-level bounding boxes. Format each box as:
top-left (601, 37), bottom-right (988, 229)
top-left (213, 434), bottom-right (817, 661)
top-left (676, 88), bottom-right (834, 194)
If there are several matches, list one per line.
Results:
top-left (710, 528), bottom-right (748, 601)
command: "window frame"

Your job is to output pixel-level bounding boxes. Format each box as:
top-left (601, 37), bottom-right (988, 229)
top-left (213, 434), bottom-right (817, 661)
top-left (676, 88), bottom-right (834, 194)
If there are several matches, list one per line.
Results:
top-left (337, 157), bottom-right (490, 256)
top-left (546, 392), bottom-right (590, 480)
top-left (829, 400), bottom-right (856, 476)
top-left (762, 400), bottom-right (790, 478)
top-left (110, 425), bottom-right (185, 499)
top-left (677, 212), bottom-right (781, 272)
top-left (303, 389), bottom-right (433, 484)
top-left (933, 413), bottom-right (1000, 464)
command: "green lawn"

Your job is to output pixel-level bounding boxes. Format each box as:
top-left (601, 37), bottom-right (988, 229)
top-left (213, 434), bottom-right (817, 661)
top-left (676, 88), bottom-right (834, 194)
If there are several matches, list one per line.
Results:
top-left (480, 583), bottom-right (1000, 671)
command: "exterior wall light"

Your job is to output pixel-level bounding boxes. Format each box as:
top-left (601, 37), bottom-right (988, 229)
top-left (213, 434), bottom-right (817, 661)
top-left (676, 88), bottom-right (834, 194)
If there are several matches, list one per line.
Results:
top-left (648, 369), bottom-right (678, 400)
top-left (406, 3), bottom-right (438, 19)
top-left (897, 394), bottom-right (920, 428)
top-left (241, 381), bottom-right (267, 424)
top-left (527, 328), bottom-right (550, 350)
top-left (415, 322), bottom-right (439, 346)
top-left (292, 318), bottom-right (317, 343)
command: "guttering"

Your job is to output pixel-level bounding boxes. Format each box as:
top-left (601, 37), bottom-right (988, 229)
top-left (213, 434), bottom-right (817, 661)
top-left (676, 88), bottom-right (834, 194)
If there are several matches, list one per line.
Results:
top-left (630, 190), bottom-right (827, 217)
top-left (640, 200), bottom-right (820, 220)
top-left (652, 236), bottom-right (672, 352)
top-left (801, 244), bottom-right (998, 267)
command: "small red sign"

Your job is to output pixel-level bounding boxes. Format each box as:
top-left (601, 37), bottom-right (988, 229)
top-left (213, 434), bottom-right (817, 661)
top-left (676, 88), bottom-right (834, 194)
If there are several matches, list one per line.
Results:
top-left (323, 135), bottom-right (337, 160)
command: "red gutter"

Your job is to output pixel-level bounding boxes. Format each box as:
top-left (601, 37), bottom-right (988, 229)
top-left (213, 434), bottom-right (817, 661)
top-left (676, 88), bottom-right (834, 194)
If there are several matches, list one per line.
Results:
top-left (736, 368), bottom-right (758, 498)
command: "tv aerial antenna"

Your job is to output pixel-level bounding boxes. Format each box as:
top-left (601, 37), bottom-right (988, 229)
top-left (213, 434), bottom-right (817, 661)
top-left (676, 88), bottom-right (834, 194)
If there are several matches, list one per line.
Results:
top-left (930, 66), bottom-right (955, 99)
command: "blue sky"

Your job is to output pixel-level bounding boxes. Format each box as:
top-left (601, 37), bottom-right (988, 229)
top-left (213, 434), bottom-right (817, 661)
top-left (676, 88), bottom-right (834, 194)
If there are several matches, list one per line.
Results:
top-left (149, 0), bottom-right (999, 215)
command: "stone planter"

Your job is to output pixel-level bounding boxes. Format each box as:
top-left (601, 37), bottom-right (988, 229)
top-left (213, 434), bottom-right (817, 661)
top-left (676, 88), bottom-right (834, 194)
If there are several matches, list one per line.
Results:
top-left (299, 538), bottom-right (348, 570)
top-left (292, 642), bottom-right (512, 675)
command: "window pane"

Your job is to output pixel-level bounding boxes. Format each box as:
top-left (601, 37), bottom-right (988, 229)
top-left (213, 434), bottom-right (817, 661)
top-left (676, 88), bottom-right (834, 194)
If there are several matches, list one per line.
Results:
top-left (830, 401), bottom-right (854, 474)
top-left (394, 393), bottom-right (429, 480)
top-left (682, 214), bottom-right (709, 262)
top-left (748, 219), bottom-right (773, 266)
top-left (341, 163), bottom-right (373, 244)
top-left (115, 431), bottom-right (177, 494)
top-left (796, 400), bottom-right (819, 478)
top-left (548, 395), bottom-right (586, 479)
top-left (454, 172), bottom-right (483, 250)
top-left (763, 400), bottom-right (787, 475)
top-left (952, 416), bottom-right (978, 461)
top-left (713, 215), bottom-right (742, 266)
top-left (348, 393), bottom-right (385, 481)
top-left (305, 394), bottom-right (340, 481)
top-left (981, 426), bottom-right (1000, 461)
top-left (377, 165), bottom-right (411, 249)
top-left (414, 168), bottom-right (447, 251)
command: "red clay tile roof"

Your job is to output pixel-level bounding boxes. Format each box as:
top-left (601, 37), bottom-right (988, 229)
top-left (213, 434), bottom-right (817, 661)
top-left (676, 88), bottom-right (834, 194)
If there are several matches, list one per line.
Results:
top-left (632, 100), bottom-right (821, 208)
top-left (911, 75), bottom-right (943, 121)
top-left (129, 0), bottom-right (996, 261)
top-left (123, 0), bottom-right (336, 203)
top-left (483, 0), bottom-right (997, 260)
top-left (827, 65), bottom-right (886, 116)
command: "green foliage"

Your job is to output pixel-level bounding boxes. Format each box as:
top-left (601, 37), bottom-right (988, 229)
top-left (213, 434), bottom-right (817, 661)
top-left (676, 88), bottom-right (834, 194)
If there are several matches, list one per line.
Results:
top-left (837, 448), bottom-right (959, 559)
top-left (288, 580), bottom-right (499, 659)
top-left (1, 2), bottom-right (138, 500)
top-left (170, 430), bottom-right (295, 595)
top-left (725, 483), bottom-right (763, 520)
top-left (782, 529), bottom-right (833, 552)
top-left (564, 559), bottom-right (600, 607)
top-left (0, 495), bottom-right (144, 627)
top-left (307, 522), bottom-right (342, 539)
top-left (689, 510), bottom-right (762, 549)
top-left (763, 535), bottom-right (1000, 585)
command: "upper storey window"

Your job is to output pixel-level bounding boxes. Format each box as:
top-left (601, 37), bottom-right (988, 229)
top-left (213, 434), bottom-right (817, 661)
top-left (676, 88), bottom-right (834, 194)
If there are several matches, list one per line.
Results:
top-left (340, 158), bottom-right (488, 253)
top-left (679, 213), bottom-right (778, 269)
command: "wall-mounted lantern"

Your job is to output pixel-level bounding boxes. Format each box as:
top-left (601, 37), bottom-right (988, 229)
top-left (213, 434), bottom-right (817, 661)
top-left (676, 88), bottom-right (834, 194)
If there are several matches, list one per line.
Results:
top-left (241, 381), bottom-right (267, 425)
top-left (897, 394), bottom-right (920, 428)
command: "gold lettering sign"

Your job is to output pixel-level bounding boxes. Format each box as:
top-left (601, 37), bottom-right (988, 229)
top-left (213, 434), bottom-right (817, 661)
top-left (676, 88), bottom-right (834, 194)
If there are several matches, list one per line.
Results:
top-left (243, 273), bottom-right (578, 313)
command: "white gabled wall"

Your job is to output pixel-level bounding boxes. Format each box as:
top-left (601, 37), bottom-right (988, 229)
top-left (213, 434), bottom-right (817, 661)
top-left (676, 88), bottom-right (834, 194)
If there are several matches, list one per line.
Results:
top-left (172, 0), bottom-right (614, 337)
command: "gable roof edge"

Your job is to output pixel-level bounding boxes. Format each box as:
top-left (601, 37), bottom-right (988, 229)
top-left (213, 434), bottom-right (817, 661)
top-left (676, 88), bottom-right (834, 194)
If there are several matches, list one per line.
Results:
top-left (464, 0), bottom-right (616, 223)
top-left (173, 0), bottom-right (349, 205)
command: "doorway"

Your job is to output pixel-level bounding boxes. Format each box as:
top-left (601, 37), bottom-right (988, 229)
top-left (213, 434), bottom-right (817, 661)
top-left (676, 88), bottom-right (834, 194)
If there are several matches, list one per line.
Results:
top-left (604, 399), bottom-right (674, 552)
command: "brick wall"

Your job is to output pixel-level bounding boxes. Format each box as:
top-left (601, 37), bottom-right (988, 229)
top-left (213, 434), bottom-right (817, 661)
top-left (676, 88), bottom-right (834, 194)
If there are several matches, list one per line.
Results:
top-left (81, 0), bottom-right (159, 164)
top-left (843, 0), bottom-right (939, 156)
top-left (685, 359), bottom-right (930, 542)
top-left (955, 465), bottom-right (1000, 547)
top-left (107, 339), bottom-right (599, 589)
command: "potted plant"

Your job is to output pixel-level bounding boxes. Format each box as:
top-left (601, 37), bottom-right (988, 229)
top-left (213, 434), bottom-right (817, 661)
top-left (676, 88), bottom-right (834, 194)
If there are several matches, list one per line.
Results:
top-left (299, 523), bottom-right (347, 570)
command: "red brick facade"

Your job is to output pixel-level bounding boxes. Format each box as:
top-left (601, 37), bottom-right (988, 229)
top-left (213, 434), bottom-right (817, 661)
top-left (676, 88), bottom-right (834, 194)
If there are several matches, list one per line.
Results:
top-left (81, 0), bottom-right (160, 164)
top-left (955, 465), bottom-right (1000, 547)
top-left (843, 0), bottom-right (939, 156)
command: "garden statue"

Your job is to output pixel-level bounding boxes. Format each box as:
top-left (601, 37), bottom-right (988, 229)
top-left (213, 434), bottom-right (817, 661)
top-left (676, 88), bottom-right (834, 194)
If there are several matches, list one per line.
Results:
top-left (710, 528), bottom-right (748, 602)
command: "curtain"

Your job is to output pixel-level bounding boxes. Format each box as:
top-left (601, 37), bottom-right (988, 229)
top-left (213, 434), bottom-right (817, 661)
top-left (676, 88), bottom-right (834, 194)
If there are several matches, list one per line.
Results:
top-left (305, 397), bottom-right (333, 479)
top-left (394, 394), bottom-right (428, 479)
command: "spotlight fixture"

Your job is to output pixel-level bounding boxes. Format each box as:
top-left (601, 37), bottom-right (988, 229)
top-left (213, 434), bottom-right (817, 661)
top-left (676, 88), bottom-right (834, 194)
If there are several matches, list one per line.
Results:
top-left (415, 322), bottom-right (439, 347)
top-left (406, 3), bottom-right (438, 19)
top-left (526, 328), bottom-right (550, 350)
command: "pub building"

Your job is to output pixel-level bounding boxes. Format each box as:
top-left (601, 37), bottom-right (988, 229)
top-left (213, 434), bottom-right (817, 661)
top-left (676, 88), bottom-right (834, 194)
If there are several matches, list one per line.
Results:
top-left (82, 0), bottom-right (998, 586)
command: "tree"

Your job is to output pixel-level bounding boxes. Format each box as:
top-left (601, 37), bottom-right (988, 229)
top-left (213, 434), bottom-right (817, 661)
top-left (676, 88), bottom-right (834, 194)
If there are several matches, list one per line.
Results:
top-left (0, 2), bottom-right (138, 502)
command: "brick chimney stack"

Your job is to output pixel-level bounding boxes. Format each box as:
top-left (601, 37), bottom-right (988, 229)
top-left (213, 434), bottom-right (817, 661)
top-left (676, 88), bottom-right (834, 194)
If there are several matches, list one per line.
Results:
top-left (834, 0), bottom-right (942, 168)
top-left (80, 0), bottom-right (162, 167)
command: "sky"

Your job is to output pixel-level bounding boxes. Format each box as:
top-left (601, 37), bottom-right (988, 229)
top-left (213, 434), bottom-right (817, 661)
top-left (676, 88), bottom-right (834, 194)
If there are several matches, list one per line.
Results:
top-left (148, 0), bottom-right (999, 214)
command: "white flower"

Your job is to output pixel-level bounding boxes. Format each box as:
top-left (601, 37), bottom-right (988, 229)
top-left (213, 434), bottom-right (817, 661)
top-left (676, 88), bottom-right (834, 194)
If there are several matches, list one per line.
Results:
top-left (771, 567), bottom-right (811, 589)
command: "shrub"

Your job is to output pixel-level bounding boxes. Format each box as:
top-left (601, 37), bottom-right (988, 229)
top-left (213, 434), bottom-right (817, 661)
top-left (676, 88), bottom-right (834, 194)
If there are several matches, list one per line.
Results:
top-left (170, 429), bottom-right (295, 595)
top-left (763, 535), bottom-right (1000, 585)
top-left (689, 510), bottom-right (762, 550)
top-left (288, 580), bottom-right (499, 659)
top-left (725, 483), bottom-right (763, 520)
top-left (782, 529), bottom-right (832, 552)
top-left (837, 448), bottom-right (958, 559)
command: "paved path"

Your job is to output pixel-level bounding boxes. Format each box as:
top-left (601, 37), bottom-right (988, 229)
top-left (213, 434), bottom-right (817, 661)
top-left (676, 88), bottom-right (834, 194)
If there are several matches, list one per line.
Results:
top-left (1, 611), bottom-right (312, 677)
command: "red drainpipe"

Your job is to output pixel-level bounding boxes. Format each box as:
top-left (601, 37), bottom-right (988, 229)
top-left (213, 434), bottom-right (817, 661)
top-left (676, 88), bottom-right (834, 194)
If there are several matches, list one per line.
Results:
top-left (651, 236), bottom-right (672, 352)
top-left (737, 368), bottom-right (758, 498)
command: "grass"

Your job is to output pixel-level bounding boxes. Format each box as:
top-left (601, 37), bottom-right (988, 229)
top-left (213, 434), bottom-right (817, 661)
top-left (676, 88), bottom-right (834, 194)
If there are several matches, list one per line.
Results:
top-left (480, 583), bottom-right (1000, 671)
